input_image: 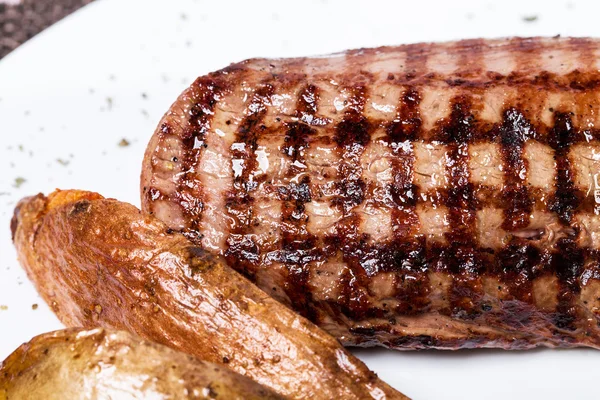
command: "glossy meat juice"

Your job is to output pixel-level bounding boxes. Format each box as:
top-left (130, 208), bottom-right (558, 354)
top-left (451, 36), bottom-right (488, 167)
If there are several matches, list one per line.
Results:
top-left (142, 37), bottom-right (600, 349)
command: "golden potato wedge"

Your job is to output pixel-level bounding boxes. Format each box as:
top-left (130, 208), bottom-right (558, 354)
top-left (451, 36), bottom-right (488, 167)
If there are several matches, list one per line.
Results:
top-left (0, 327), bottom-right (281, 400)
top-left (11, 190), bottom-right (407, 400)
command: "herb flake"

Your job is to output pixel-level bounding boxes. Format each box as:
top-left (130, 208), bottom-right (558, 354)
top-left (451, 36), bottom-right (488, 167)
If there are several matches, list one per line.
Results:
top-left (523, 15), bottom-right (538, 22)
top-left (13, 177), bottom-right (26, 188)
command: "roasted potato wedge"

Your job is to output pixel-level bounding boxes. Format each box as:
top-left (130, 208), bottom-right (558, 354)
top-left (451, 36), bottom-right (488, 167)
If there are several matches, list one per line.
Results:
top-left (0, 327), bottom-right (281, 400)
top-left (11, 190), bottom-right (408, 400)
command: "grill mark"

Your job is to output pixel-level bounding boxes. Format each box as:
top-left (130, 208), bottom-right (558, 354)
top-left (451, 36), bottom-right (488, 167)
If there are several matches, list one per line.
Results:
top-left (297, 84), bottom-right (331, 126)
top-left (357, 176), bottom-right (600, 213)
top-left (548, 112), bottom-right (582, 224)
top-left (552, 239), bottom-right (585, 332)
top-left (454, 38), bottom-right (486, 77)
top-left (388, 89), bottom-right (420, 222)
top-left (224, 85), bottom-right (274, 277)
top-left (479, 108), bottom-right (542, 309)
top-left (510, 37), bottom-right (546, 73)
top-left (278, 85), bottom-right (323, 320)
top-left (329, 85), bottom-right (376, 319)
top-left (379, 40), bottom-right (600, 90)
top-left (386, 88), bottom-right (430, 314)
top-left (546, 111), bottom-right (585, 332)
top-left (417, 187), bottom-right (600, 236)
top-left (332, 86), bottom-right (371, 212)
top-left (266, 39), bottom-right (600, 92)
top-left (438, 98), bottom-right (477, 241)
top-left (499, 108), bottom-right (534, 231)
top-left (496, 239), bottom-right (545, 304)
top-left (402, 43), bottom-right (432, 80)
top-left (175, 78), bottom-right (223, 240)
top-left (569, 37), bottom-right (597, 75)
top-left (445, 73), bottom-right (600, 91)
top-left (244, 42), bottom-right (600, 91)
top-left (434, 96), bottom-right (483, 318)
top-left (299, 114), bottom-right (600, 147)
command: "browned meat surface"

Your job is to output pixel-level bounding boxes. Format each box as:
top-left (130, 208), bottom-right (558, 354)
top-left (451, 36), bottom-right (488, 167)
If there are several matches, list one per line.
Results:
top-left (11, 190), bottom-right (407, 400)
top-left (141, 37), bottom-right (600, 350)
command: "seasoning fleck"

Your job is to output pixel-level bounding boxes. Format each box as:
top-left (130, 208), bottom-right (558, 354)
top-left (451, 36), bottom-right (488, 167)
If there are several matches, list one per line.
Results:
top-left (141, 92), bottom-right (148, 99)
top-left (118, 138), bottom-right (130, 147)
top-left (523, 15), bottom-right (538, 22)
top-left (13, 177), bottom-right (26, 188)
top-left (106, 97), bottom-right (114, 110)
top-left (0, 305), bottom-right (7, 311)
top-left (32, 303), bottom-right (38, 310)
top-left (57, 158), bottom-right (70, 166)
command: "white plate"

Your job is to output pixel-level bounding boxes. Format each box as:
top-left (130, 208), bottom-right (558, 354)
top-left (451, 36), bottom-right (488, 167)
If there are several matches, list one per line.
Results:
top-left (1, 1), bottom-right (599, 398)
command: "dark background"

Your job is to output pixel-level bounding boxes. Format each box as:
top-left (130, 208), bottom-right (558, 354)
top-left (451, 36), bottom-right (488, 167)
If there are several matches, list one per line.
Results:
top-left (0, 0), bottom-right (93, 59)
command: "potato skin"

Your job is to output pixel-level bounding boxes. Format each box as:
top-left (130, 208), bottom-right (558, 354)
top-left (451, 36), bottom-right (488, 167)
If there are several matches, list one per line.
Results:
top-left (0, 328), bottom-right (282, 400)
top-left (11, 190), bottom-right (408, 400)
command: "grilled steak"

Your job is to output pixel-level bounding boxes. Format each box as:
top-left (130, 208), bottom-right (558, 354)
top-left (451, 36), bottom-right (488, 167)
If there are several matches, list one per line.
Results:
top-left (141, 37), bottom-right (600, 350)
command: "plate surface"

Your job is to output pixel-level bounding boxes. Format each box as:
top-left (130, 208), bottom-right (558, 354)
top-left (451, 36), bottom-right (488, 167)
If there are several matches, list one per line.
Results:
top-left (0, 1), bottom-right (598, 398)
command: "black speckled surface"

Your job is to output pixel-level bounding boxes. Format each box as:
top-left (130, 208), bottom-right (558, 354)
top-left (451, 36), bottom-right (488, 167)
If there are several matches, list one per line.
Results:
top-left (0, 0), bottom-right (94, 59)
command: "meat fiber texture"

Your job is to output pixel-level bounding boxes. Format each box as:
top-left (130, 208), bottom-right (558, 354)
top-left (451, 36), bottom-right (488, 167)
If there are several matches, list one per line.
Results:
top-left (142, 37), bottom-right (600, 350)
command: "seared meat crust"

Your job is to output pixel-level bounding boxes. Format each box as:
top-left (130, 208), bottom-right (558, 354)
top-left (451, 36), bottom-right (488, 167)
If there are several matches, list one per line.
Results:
top-left (141, 37), bottom-right (600, 349)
